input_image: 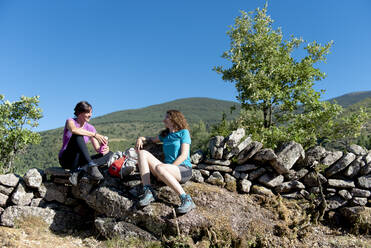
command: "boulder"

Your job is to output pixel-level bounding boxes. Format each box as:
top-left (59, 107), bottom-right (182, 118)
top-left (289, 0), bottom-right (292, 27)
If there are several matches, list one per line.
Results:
top-left (224, 136), bottom-right (252, 160)
top-left (224, 128), bottom-right (245, 148)
top-left (191, 170), bottom-right (204, 183)
top-left (0, 205), bottom-right (84, 232)
top-left (0, 173), bottom-right (20, 187)
top-left (203, 159), bottom-right (231, 166)
top-left (344, 156), bottom-right (364, 178)
top-left (190, 150), bottom-right (204, 164)
top-left (209, 136), bottom-right (225, 160)
top-left (270, 141), bottom-right (305, 174)
top-left (358, 175), bottom-right (371, 189)
top-left (274, 180), bottom-right (305, 194)
top-left (224, 173), bottom-right (237, 192)
top-left (250, 185), bottom-right (274, 196)
top-left (197, 164), bottom-right (232, 173)
top-left (248, 167), bottom-right (267, 181)
top-left (302, 146), bottom-right (327, 167)
top-left (235, 164), bottom-right (259, 172)
top-left (10, 181), bottom-right (34, 206)
top-left (257, 174), bottom-right (284, 188)
top-left (206, 171), bottom-right (225, 186)
top-left (325, 153), bottom-right (356, 177)
top-left (252, 148), bottom-right (277, 163)
top-left (0, 193), bottom-right (8, 208)
top-left (237, 141), bottom-right (263, 164)
top-left (95, 217), bottom-right (157, 241)
top-left (327, 195), bottom-right (348, 210)
top-left (321, 151), bottom-right (343, 166)
top-left (0, 185), bottom-right (14, 196)
top-left (239, 179), bottom-right (252, 193)
top-left (348, 144), bottom-right (367, 156)
top-left (327, 179), bottom-right (355, 189)
top-left (24, 168), bottom-right (43, 188)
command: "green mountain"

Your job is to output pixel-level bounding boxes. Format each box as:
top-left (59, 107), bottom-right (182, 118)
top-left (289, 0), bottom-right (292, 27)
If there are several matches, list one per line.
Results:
top-left (328, 91), bottom-right (371, 108)
top-left (14, 98), bottom-right (240, 174)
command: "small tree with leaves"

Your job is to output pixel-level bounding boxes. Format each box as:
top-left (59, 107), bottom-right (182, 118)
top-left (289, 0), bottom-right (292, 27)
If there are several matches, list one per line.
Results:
top-left (0, 95), bottom-right (42, 173)
top-left (214, 4), bottom-right (367, 149)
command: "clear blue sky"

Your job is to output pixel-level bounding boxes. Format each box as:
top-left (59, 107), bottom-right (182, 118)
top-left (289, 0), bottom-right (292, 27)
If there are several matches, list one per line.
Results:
top-left (1, 0), bottom-right (370, 131)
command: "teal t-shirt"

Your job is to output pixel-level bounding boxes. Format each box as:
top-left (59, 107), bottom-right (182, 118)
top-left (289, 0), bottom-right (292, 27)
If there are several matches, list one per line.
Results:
top-left (159, 129), bottom-right (192, 167)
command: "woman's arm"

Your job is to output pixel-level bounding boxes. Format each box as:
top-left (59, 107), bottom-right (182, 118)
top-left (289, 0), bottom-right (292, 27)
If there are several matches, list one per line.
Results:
top-left (172, 143), bottom-right (190, 166)
top-left (66, 119), bottom-right (107, 146)
top-left (135, 136), bottom-right (160, 150)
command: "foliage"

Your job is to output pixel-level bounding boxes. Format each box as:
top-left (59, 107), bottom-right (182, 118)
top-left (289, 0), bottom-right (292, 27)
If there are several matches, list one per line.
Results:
top-left (210, 112), bottom-right (238, 138)
top-left (0, 95), bottom-right (42, 173)
top-left (190, 120), bottom-right (211, 153)
top-left (214, 4), bottom-right (367, 149)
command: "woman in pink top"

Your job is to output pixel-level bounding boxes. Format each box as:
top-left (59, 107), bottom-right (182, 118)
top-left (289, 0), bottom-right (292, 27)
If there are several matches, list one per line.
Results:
top-left (58, 101), bottom-right (112, 185)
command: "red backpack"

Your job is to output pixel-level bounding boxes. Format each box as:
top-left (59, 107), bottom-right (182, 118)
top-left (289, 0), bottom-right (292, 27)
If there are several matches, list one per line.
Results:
top-left (108, 156), bottom-right (127, 178)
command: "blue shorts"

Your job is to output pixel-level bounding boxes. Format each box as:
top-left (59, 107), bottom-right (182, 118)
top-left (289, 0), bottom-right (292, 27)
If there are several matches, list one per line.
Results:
top-left (179, 164), bottom-right (192, 184)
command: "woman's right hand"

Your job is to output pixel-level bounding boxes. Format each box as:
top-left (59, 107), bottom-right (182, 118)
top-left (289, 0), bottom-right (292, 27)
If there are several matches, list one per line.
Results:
top-left (135, 136), bottom-right (144, 150)
top-left (94, 133), bottom-right (107, 145)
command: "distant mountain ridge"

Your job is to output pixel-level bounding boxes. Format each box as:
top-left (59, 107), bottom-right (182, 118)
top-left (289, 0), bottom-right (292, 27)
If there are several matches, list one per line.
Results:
top-left (327, 90), bottom-right (371, 108)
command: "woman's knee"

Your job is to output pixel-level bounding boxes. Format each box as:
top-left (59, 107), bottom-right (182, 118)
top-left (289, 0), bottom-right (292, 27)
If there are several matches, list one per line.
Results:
top-left (155, 164), bottom-right (168, 177)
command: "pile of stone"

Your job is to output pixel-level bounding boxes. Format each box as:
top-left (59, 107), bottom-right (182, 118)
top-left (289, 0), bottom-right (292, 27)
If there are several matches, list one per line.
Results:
top-left (191, 128), bottom-right (371, 210)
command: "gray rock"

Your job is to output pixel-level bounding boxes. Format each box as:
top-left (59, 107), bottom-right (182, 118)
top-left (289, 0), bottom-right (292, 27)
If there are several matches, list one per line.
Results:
top-left (235, 164), bottom-right (258, 172)
top-left (339, 206), bottom-right (371, 233)
top-left (95, 217), bottom-right (157, 241)
top-left (321, 151), bottom-right (343, 166)
top-left (240, 179), bottom-right (252, 193)
top-left (248, 167), bottom-right (267, 181)
top-left (191, 170), bottom-right (204, 183)
top-left (203, 159), bottom-right (231, 166)
top-left (43, 182), bottom-right (68, 203)
top-left (225, 128), bottom-right (245, 148)
top-left (303, 146), bottom-right (327, 167)
top-left (44, 167), bottom-right (70, 177)
top-left (338, 190), bottom-right (352, 200)
top-left (0, 173), bottom-right (20, 187)
top-left (325, 153), bottom-right (356, 177)
top-left (358, 174), bottom-right (371, 189)
top-left (197, 164), bottom-right (232, 173)
top-left (302, 171), bottom-right (327, 187)
top-left (270, 141), bottom-right (305, 174)
top-left (258, 174), bottom-right (284, 188)
top-left (359, 164), bottom-right (371, 176)
top-left (364, 151), bottom-right (371, 164)
top-left (326, 188), bottom-right (337, 193)
top-left (0, 205), bottom-right (83, 232)
top-left (24, 168), bottom-right (43, 188)
top-left (206, 171), bottom-right (225, 186)
top-left (327, 179), bottom-right (355, 188)
top-left (190, 150), bottom-right (204, 164)
top-left (252, 148), bottom-right (277, 163)
top-left (251, 185), bottom-right (274, 196)
top-left (199, 169), bottom-right (210, 177)
top-left (209, 136), bottom-right (225, 159)
top-left (0, 184), bottom-right (14, 196)
top-left (351, 197), bottom-right (367, 206)
top-left (351, 188), bottom-right (371, 198)
top-left (281, 191), bottom-right (304, 199)
top-left (275, 180), bottom-right (305, 194)
top-left (284, 168), bottom-right (308, 181)
top-left (344, 156), bottom-right (363, 178)
top-left (348, 144), bottom-right (367, 156)
top-left (224, 136), bottom-right (252, 160)
top-left (237, 141), bottom-right (263, 164)
top-left (0, 193), bottom-right (8, 207)
top-left (327, 195), bottom-right (347, 210)
top-left (11, 181), bottom-right (34, 206)
top-left (30, 198), bottom-right (46, 207)
top-left (224, 173), bottom-right (237, 192)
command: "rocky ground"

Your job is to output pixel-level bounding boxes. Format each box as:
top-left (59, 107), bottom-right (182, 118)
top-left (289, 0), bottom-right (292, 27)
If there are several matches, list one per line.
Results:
top-left (0, 183), bottom-right (370, 248)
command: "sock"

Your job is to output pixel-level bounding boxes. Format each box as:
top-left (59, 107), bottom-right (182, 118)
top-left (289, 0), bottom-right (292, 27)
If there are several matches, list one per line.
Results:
top-left (143, 185), bottom-right (152, 191)
top-left (180, 193), bottom-right (187, 200)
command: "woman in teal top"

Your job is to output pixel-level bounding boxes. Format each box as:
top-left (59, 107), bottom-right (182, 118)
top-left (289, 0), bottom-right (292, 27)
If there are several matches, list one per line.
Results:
top-left (135, 110), bottom-right (195, 214)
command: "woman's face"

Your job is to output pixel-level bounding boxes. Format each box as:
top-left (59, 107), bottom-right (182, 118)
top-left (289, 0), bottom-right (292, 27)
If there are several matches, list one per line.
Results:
top-left (78, 108), bottom-right (92, 122)
top-left (163, 113), bottom-right (173, 129)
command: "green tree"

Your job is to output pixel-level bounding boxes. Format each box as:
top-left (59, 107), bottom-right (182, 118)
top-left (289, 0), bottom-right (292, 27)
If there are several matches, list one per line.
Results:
top-left (214, 4), bottom-right (367, 149)
top-left (0, 95), bottom-right (42, 173)
top-left (190, 120), bottom-right (211, 153)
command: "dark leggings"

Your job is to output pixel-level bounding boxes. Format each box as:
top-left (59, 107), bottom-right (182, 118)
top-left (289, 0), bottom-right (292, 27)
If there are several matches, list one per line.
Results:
top-left (59, 134), bottom-right (111, 172)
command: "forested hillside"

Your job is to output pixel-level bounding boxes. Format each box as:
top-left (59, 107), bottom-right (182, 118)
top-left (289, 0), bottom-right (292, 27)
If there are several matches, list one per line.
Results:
top-left (14, 98), bottom-right (241, 174)
top-left (13, 93), bottom-right (371, 175)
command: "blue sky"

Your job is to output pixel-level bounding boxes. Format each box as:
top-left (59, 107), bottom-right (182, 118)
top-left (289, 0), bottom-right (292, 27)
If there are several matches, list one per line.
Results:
top-left (1, 0), bottom-right (370, 131)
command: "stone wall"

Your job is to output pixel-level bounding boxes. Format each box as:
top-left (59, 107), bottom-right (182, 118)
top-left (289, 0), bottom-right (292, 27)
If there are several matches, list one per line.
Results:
top-left (0, 128), bottom-right (370, 238)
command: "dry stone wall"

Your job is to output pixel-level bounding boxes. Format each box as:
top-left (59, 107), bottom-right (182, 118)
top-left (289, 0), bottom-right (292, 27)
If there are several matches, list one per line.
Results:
top-left (0, 128), bottom-right (370, 238)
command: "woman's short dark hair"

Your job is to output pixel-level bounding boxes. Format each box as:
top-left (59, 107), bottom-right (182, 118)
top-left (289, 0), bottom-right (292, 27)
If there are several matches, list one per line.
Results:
top-left (74, 101), bottom-right (92, 116)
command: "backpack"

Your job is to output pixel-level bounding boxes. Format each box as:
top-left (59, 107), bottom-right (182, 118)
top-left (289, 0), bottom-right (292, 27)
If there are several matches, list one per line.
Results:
top-left (108, 148), bottom-right (138, 178)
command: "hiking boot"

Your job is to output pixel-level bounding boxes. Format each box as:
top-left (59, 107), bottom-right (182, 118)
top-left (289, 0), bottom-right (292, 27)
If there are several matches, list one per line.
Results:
top-left (176, 194), bottom-right (196, 214)
top-left (87, 165), bottom-right (104, 180)
top-left (69, 171), bottom-right (79, 186)
top-left (139, 187), bottom-right (155, 207)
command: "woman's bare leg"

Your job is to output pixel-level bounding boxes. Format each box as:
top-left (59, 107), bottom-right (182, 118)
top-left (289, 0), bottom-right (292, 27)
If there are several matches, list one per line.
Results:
top-left (137, 150), bottom-right (162, 185)
top-left (155, 164), bottom-right (185, 195)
